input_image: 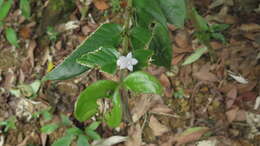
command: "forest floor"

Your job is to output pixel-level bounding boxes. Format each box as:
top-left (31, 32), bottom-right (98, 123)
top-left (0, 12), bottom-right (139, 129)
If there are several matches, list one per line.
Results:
top-left (0, 0), bottom-right (260, 146)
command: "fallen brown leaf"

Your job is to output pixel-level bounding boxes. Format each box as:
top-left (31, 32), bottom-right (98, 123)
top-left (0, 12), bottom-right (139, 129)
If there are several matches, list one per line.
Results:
top-left (93, 0), bottom-right (109, 10)
top-left (173, 46), bottom-right (193, 54)
top-left (27, 40), bottom-right (36, 68)
top-left (174, 30), bottom-right (190, 49)
top-left (173, 127), bottom-right (209, 146)
top-left (159, 74), bottom-right (172, 97)
top-left (239, 23), bottom-right (260, 32)
top-left (172, 54), bottom-right (185, 65)
top-left (150, 104), bottom-right (172, 114)
top-left (149, 116), bottom-right (169, 137)
top-left (210, 41), bottom-right (223, 50)
top-left (226, 106), bottom-right (239, 123)
top-left (131, 94), bottom-right (162, 122)
top-left (235, 110), bottom-right (246, 121)
top-left (125, 123), bottom-right (142, 146)
top-left (239, 91), bottom-right (257, 101)
top-left (226, 87), bottom-right (237, 109)
top-left (193, 66), bottom-right (218, 82)
top-left (19, 26), bottom-right (32, 39)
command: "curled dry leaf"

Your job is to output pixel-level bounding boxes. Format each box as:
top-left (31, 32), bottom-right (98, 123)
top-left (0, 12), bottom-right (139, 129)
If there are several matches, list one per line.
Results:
top-left (0, 135), bottom-right (4, 146)
top-left (149, 115), bottom-right (170, 136)
top-left (173, 127), bottom-right (209, 146)
top-left (254, 96), bottom-right (260, 110)
top-left (27, 40), bottom-right (37, 67)
top-left (228, 72), bottom-right (248, 84)
top-left (91, 136), bottom-right (128, 146)
top-left (159, 74), bottom-right (172, 97)
top-left (125, 123), bottom-right (142, 146)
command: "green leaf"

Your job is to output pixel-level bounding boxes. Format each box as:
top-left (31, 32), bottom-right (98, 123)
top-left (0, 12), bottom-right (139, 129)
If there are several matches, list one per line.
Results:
top-left (42, 110), bottom-right (53, 121)
top-left (181, 127), bottom-right (208, 136)
top-left (0, 116), bottom-right (16, 132)
top-left (77, 135), bottom-right (90, 146)
top-left (61, 114), bottom-right (72, 126)
top-left (18, 84), bottom-right (33, 97)
top-left (132, 49), bottom-right (153, 70)
top-left (77, 47), bottom-right (120, 74)
top-left (29, 80), bottom-right (41, 98)
top-left (5, 28), bottom-right (19, 48)
top-left (123, 71), bottom-right (163, 95)
top-left (30, 80), bottom-right (41, 94)
top-left (0, 0), bottom-right (3, 6)
top-left (15, 80), bottom-right (41, 98)
top-left (74, 80), bottom-right (118, 122)
top-left (20, 0), bottom-right (30, 19)
top-left (130, 26), bottom-right (152, 50)
top-left (85, 130), bottom-right (101, 140)
top-left (210, 24), bottom-right (229, 32)
top-left (52, 135), bottom-right (74, 146)
top-left (9, 89), bottom-right (21, 97)
top-left (86, 121), bottom-right (100, 131)
top-left (66, 127), bottom-right (83, 136)
top-left (0, 0), bottom-right (13, 21)
top-left (182, 47), bottom-right (208, 66)
top-left (195, 31), bottom-right (211, 43)
top-left (105, 87), bottom-right (122, 128)
top-left (43, 23), bottom-right (122, 81)
top-left (149, 23), bottom-right (172, 68)
top-left (133, 0), bottom-right (167, 27)
top-left (211, 33), bottom-right (226, 43)
top-left (41, 123), bottom-right (59, 134)
top-left (191, 8), bottom-right (209, 31)
top-left (158, 0), bottom-right (186, 27)
top-left (0, 21), bottom-right (3, 28)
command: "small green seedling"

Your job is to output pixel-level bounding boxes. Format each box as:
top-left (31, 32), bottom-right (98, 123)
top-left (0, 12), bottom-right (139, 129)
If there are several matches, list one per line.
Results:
top-left (32, 108), bottom-right (53, 121)
top-left (40, 113), bottom-right (101, 146)
top-left (47, 26), bottom-right (59, 42)
top-left (190, 8), bottom-right (229, 44)
top-left (0, 116), bottom-right (17, 133)
top-left (173, 88), bottom-right (185, 99)
top-left (52, 121), bottom-right (101, 146)
top-left (5, 28), bottom-right (19, 48)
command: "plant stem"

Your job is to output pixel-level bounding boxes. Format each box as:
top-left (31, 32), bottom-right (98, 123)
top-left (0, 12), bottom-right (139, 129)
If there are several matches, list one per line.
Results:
top-left (119, 0), bottom-right (133, 123)
top-left (122, 0), bottom-right (132, 54)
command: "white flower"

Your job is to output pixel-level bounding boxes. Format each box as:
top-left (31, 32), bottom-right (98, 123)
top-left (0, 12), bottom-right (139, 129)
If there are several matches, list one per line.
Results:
top-left (117, 52), bottom-right (138, 71)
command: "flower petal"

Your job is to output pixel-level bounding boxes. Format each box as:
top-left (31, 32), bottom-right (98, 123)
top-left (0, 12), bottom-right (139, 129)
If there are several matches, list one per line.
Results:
top-left (117, 56), bottom-right (125, 66)
top-left (127, 65), bottom-right (133, 71)
top-left (131, 58), bottom-right (138, 65)
top-left (126, 52), bottom-right (132, 58)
